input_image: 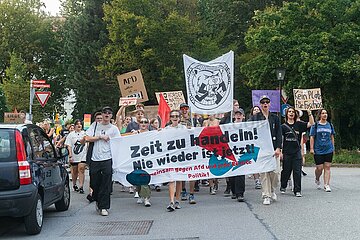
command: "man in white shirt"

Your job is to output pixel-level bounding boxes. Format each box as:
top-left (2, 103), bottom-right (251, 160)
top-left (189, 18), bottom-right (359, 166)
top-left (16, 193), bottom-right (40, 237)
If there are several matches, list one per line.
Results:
top-left (85, 106), bottom-right (120, 216)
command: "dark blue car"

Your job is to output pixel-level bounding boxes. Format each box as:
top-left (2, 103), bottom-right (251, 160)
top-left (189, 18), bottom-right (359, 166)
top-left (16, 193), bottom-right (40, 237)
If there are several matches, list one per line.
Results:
top-left (0, 124), bottom-right (70, 234)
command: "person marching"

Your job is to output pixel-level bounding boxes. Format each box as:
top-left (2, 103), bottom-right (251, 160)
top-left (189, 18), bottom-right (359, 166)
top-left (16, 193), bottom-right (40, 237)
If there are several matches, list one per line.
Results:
top-left (310, 108), bottom-right (335, 192)
top-left (85, 107), bottom-right (120, 216)
top-left (248, 106), bottom-right (262, 190)
top-left (280, 107), bottom-right (314, 197)
top-left (249, 95), bottom-right (282, 205)
top-left (65, 119), bottom-right (88, 194)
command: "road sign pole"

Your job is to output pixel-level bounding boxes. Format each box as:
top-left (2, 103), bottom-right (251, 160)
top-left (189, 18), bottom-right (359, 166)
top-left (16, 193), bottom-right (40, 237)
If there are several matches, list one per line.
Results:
top-left (29, 81), bottom-right (33, 121)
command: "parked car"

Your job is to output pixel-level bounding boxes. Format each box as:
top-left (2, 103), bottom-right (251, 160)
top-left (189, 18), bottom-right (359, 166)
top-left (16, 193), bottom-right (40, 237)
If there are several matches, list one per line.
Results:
top-left (0, 124), bottom-right (70, 235)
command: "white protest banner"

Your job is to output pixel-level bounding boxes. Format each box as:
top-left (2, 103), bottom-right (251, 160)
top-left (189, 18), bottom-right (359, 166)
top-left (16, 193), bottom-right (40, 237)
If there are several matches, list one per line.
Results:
top-left (183, 51), bottom-right (234, 114)
top-left (155, 91), bottom-right (185, 110)
top-left (112, 120), bottom-right (276, 186)
top-left (117, 69), bottom-right (149, 102)
top-left (293, 88), bottom-right (323, 110)
top-left (119, 97), bottom-right (138, 106)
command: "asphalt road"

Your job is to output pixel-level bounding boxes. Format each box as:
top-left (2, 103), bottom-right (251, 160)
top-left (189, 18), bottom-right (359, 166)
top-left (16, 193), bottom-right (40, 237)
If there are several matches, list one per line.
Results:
top-left (1, 167), bottom-right (360, 240)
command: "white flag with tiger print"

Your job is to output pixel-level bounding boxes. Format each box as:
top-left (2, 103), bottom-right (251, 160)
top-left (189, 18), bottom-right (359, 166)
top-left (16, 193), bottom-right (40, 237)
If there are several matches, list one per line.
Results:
top-left (183, 51), bottom-right (234, 114)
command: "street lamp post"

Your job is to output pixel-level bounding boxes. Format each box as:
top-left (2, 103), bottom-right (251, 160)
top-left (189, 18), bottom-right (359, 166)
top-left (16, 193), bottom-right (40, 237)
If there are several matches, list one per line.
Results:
top-left (276, 68), bottom-right (286, 118)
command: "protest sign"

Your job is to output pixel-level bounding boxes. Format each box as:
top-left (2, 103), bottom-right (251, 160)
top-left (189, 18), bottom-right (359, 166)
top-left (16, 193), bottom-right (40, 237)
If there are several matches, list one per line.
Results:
top-left (119, 97), bottom-right (138, 106)
top-left (117, 69), bottom-right (149, 102)
top-left (183, 51), bottom-right (234, 114)
top-left (155, 91), bottom-right (185, 110)
top-left (4, 113), bottom-right (22, 123)
top-left (252, 90), bottom-right (280, 112)
top-left (112, 120), bottom-right (276, 186)
top-left (293, 88), bottom-right (323, 110)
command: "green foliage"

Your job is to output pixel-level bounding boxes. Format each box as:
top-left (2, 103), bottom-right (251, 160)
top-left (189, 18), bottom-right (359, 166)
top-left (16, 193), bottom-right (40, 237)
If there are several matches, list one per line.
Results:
top-left (242, 0), bottom-right (360, 148)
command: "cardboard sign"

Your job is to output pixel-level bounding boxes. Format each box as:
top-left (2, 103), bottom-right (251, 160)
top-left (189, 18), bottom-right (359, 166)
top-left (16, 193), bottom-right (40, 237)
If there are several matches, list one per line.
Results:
top-left (117, 69), bottom-right (148, 102)
top-left (119, 97), bottom-right (138, 106)
top-left (155, 91), bottom-right (186, 110)
top-left (4, 113), bottom-right (23, 123)
top-left (293, 88), bottom-right (323, 110)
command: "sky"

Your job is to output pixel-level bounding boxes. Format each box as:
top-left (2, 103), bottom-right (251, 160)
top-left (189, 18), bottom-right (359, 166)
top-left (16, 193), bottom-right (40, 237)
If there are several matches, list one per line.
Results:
top-left (42, 0), bottom-right (61, 16)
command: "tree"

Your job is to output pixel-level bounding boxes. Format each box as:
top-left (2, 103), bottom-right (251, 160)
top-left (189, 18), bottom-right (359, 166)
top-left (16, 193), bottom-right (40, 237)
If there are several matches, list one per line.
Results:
top-left (61, 0), bottom-right (116, 117)
top-left (242, 0), bottom-right (360, 148)
top-left (100, 0), bottom-right (223, 105)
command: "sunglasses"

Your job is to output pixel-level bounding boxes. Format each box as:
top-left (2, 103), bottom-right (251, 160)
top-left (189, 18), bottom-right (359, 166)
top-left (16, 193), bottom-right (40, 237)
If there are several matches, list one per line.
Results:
top-left (102, 111), bottom-right (112, 114)
top-left (140, 120), bottom-right (148, 124)
top-left (180, 107), bottom-right (189, 110)
top-left (170, 115), bottom-right (180, 118)
top-left (260, 100), bottom-right (270, 104)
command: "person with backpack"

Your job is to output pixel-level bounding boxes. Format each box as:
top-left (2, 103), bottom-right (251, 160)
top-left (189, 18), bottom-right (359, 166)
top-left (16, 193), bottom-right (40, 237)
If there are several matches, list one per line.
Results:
top-left (280, 107), bottom-right (314, 197)
top-left (309, 108), bottom-right (335, 192)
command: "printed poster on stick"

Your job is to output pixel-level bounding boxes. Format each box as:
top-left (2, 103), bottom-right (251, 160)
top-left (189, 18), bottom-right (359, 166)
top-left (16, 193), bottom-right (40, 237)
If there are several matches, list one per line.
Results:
top-left (111, 120), bottom-right (276, 186)
top-left (117, 69), bottom-right (149, 102)
top-left (293, 88), bottom-right (323, 110)
top-left (155, 91), bottom-right (186, 110)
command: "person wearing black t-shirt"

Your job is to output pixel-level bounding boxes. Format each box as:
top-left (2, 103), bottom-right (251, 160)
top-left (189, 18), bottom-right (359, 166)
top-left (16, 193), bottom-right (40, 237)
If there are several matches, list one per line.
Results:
top-left (280, 107), bottom-right (314, 197)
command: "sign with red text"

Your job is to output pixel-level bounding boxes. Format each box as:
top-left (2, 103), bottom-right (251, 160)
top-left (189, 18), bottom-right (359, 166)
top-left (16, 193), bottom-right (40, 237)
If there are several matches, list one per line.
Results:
top-left (155, 91), bottom-right (186, 110)
top-left (293, 88), bottom-right (323, 110)
top-left (35, 91), bottom-right (51, 107)
top-left (119, 97), bottom-right (138, 106)
top-left (4, 113), bottom-right (22, 123)
top-left (112, 120), bottom-right (275, 186)
top-left (117, 69), bottom-right (148, 102)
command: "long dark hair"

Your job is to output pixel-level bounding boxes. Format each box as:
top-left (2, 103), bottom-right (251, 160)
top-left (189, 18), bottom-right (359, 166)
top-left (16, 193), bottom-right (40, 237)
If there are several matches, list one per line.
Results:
top-left (316, 108), bottom-right (330, 122)
top-left (285, 106), bottom-right (298, 122)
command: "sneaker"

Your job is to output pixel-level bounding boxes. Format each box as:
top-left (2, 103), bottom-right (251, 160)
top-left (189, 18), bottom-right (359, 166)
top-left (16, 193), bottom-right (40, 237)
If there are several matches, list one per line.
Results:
top-left (134, 192), bottom-right (139, 198)
top-left (73, 185), bottom-right (79, 192)
top-left (100, 209), bottom-right (109, 216)
top-left (174, 201), bottom-right (181, 209)
top-left (324, 185), bottom-right (332, 192)
top-left (223, 188), bottom-right (231, 197)
top-left (295, 192), bottom-right (302, 197)
top-left (144, 198), bottom-right (151, 207)
top-left (129, 186), bottom-right (134, 194)
top-left (231, 194), bottom-right (236, 199)
top-left (202, 180), bottom-right (209, 186)
top-left (315, 179), bottom-right (321, 190)
top-left (302, 170), bottom-right (307, 176)
top-left (167, 202), bottom-right (175, 212)
top-left (189, 194), bottom-right (196, 204)
top-left (255, 180), bottom-right (262, 189)
top-left (263, 197), bottom-right (271, 205)
top-left (120, 185), bottom-right (126, 192)
top-left (210, 187), bottom-right (216, 195)
top-left (137, 198), bottom-right (143, 204)
top-left (271, 192), bottom-right (277, 201)
top-left (155, 186), bottom-right (161, 192)
top-left (79, 187), bottom-right (84, 194)
top-left (280, 188), bottom-right (286, 194)
top-left (181, 191), bottom-right (187, 201)
top-left (237, 194), bottom-right (244, 202)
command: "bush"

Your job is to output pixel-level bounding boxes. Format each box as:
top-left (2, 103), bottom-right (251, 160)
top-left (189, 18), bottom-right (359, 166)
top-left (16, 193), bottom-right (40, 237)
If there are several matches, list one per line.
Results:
top-left (305, 149), bottom-right (360, 165)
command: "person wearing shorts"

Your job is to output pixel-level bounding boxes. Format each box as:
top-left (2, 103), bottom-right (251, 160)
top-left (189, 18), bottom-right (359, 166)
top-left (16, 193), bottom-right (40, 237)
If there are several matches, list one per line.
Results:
top-left (310, 109), bottom-right (335, 192)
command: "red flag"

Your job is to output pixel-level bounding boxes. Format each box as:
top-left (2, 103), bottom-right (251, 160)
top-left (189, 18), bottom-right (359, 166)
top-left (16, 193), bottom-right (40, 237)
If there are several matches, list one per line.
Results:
top-left (158, 93), bottom-right (171, 128)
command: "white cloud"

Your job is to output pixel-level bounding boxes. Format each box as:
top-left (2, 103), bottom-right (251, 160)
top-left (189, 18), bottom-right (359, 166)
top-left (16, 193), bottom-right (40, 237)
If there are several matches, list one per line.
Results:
top-left (42, 0), bottom-right (61, 16)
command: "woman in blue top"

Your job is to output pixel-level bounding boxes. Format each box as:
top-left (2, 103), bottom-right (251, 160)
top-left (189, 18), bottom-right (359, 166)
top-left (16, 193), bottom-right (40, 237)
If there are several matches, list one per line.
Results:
top-left (309, 109), bottom-right (335, 192)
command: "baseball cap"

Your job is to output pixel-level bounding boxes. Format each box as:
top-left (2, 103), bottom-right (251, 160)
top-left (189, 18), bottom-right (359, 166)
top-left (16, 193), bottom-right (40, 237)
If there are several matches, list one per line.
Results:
top-left (259, 95), bottom-right (270, 103)
top-left (234, 108), bottom-right (245, 115)
top-left (179, 103), bottom-right (189, 109)
top-left (102, 106), bottom-right (113, 114)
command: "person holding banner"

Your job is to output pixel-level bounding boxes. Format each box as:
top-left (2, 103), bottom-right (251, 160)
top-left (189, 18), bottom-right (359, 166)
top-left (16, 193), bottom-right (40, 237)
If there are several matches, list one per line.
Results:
top-left (85, 107), bottom-right (120, 216)
top-left (165, 110), bottom-right (189, 211)
top-left (309, 109), bottom-right (335, 192)
top-left (132, 117), bottom-right (152, 207)
top-left (280, 107), bottom-right (314, 197)
top-left (229, 109), bottom-right (246, 202)
top-left (249, 106), bottom-right (262, 190)
top-left (250, 95), bottom-right (282, 205)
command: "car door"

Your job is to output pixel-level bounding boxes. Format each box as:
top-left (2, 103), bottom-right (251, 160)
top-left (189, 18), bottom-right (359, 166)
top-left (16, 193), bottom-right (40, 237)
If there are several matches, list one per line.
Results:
top-left (28, 127), bottom-right (60, 205)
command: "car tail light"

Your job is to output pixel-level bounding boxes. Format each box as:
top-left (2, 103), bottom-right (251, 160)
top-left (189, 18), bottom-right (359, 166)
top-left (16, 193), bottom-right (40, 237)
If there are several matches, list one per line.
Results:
top-left (15, 130), bottom-right (32, 185)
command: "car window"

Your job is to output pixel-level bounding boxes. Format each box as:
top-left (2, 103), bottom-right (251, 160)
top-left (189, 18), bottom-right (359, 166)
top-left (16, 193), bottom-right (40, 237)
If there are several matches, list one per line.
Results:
top-left (0, 129), bottom-right (15, 162)
top-left (29, 128), bottom-right (45, 159)
top-left (40, 130), bottom-right (55, 159)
